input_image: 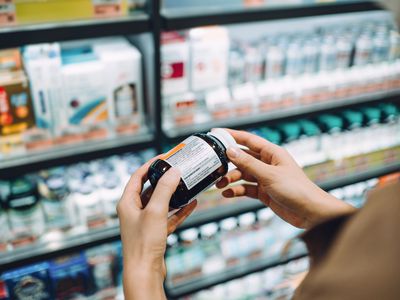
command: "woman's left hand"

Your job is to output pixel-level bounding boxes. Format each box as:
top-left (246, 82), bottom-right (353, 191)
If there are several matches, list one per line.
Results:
top-left (117, 158), bottom-right (197, 300)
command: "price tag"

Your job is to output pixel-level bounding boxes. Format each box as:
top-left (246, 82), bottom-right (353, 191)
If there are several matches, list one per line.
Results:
top-left (93, 0), bottom-right (122, 17)
top-left (0, 2), bottom-right (16, 26)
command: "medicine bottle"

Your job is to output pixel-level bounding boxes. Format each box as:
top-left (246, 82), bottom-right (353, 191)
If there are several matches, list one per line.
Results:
top-left (148, 129), bottom-right (237, 209)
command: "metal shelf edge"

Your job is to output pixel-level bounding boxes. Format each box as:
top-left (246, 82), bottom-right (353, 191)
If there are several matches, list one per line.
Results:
top-left (0, 132), bottom-right (155, 178)
top-left (0, 14), bottom-right (151, 49)
top-left (164, 89), bottom-right (400, 140)
top-left (161, 1), bottom-right (382, 31)
top-left (166, 248), bottom-right (308, 298)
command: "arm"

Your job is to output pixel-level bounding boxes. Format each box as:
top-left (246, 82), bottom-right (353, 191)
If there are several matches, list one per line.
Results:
top-left (216, 129), bottom-right (356, 229)
top-left (117, 159), bottom-right (197, 300)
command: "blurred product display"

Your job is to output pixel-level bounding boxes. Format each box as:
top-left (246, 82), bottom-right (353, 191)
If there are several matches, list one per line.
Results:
top-left (0, 0), bottom-right (148, 27)
top-left (0, 37), bottom-right (145, 158)
top-left (161, 16), bottom-right (400, 132)
top-left (0, 1), bottom-right (399, 300)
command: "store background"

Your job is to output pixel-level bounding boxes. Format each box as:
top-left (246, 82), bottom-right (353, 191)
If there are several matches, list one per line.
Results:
top-left (0, 1), bottom-right (399, 299)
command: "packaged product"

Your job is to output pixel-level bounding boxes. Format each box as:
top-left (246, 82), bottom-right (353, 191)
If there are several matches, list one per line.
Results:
top-left (6, 177), bottom-right (46, 246)
top-left (0, 2), bottom-right (16, 26)
top-left (0, 49), bottom-right (21, 73)
top-left (2, 262), bottom-right (52, 300)
top-left (48, 253), bottom-right (92, 299)
top-left (59, 44), bottom-right (108, 141)
top-left (165, 92), bottom-right (197, 126)
top-left (0, 71), bottom-right (35, 137)
top-left (161, 32), bottom-right (190, 96)
top-left (189, 26), bottom-right (229, 92)
top-left (92, 37), bottom-right (143, 134)
top-left (205, 87), bottom-right (232, 119)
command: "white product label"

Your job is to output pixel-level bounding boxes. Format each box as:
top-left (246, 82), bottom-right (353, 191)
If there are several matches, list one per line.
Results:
top-left (163, 136), bottom-right (222, 190)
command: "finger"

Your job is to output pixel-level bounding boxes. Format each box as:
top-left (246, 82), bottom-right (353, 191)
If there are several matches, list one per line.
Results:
top-left (167, 200), bottom-right (197, 234)
top-left (123, 154), bottom-right (162, 198)
top-left (146, 167), bottom-right (181, 216)
top-left (224, 128), bottom-right (280, 155)
top-left (226, 147), bottom-right (275, 182)
top-left (222, 184), bottom-right (259, 199)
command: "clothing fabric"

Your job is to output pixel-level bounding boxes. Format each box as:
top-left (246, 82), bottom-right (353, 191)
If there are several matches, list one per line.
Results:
top-left (293, 181), bottom-right (400, 300)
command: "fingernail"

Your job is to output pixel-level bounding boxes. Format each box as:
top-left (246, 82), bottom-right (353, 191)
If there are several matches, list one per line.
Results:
top-left (227, 147), bottom-right (240, 159)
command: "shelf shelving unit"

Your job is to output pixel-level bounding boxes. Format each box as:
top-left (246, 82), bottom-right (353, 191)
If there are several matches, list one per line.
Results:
top-left (164, 89), bottom-right (400, 140)
top-left (0, 158), bottom-right (397, 273)
top-left (0, 13), bottom-right (151, 50)
top-left (1, 0), bottom-right (398, 297)
top-left (0, 131), bottom-right (155, 178)
top-left (161, 1), bottom-right (381, 31)
top-left (166, 243), bottom-right (308, 299)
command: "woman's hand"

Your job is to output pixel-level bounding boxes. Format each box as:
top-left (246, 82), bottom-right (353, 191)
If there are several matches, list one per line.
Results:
top-left (117, 158), bottom-right (197, 300)
top-left (216, 129), bottom-right (356, 229)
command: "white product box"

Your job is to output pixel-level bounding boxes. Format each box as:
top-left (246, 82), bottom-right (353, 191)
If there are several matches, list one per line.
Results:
top-left (23, 43), bottom-right (64, 137)
top-left (60, 49), bottom-right (108, 136)
top-left (92, 38), bottom-right (144, 133)
top-left (189, 26), bottom-right (229, 92)
top-left (161, 32), bottom-right (190, 96)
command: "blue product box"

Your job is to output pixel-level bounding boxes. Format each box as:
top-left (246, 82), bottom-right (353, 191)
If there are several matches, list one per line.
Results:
top-left (2, 262), bottom-right (52, 300)
top-left (48, 253), bottom-right (92, 299)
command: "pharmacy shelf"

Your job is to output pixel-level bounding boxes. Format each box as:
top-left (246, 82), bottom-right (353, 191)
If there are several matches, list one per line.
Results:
top-left (165, 243), bottom-right (308, 299)
top-left (179, 160), bottom-right (400, 230)
top-left (164, 89), bottom-right (400, 140)
top-left (0, 160), bottom-right (397, 272)
top-left (0, 223), bottom-right (121, 272)
top-left (161, 1), bottom-right (381, 31)
top-left (0, 13), bottom-right (150, 49)
top-left (0, 130), bottom-right (155, 178)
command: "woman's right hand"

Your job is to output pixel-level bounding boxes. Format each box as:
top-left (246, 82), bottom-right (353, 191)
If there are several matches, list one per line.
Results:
top-left (216, 129), bottom-right (356, 229)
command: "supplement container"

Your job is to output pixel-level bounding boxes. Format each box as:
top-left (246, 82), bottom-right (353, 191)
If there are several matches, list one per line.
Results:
top-left (148, 129), bottom-right (237, 209)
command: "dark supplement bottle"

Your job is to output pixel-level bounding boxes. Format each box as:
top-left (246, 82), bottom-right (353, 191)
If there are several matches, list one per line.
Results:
top-left (148, 129), bottom-right (237, 209)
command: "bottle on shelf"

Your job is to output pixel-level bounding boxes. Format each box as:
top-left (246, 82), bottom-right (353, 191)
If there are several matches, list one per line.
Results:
top-left (179, 228), bottom-right (204, 282)
top-left (199, 222), bottom-right (225, 275)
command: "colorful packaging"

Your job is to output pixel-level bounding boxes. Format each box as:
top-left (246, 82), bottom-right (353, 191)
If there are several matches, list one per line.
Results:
top-left (92, 38), bottom-right (143, 134)
top-left (0, 49), bottom-right (21, 73)
top-left (161, 32), bottom-right (190, 97)
top-left (60, 44), bottom-right (108, 139)
top-left (48, 253), bottom-right (92, 299)
top-left (0, 71), bottom-right (35, 137)
top-left (189, 26), bottom-right (229, 92)
top-left (2, 262), bottom-right (52, 300)
top-left (0, 2), bottom-right (16, 26)
top-left (85, 245), bottom-right (118, 298)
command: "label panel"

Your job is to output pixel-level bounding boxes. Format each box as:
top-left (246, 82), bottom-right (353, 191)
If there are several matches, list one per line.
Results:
top-left (164, 136), bottom-right (221, 190)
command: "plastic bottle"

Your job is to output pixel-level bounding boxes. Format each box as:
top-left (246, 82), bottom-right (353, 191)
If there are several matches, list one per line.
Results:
top-left (316, 114), bottom-right (345, 161)
top-left (148, 129), bottom-right (237, 209)
top-left (6, 177), bottom-right (45, 245)
top-left (179, 228), bottom-right (204, 281)
top-left (220, 217), bottom-right (240, 266)
top-left (200, 223), bottom-right (225, 274)
top-left (237, 212), bottom-right (260, 260)
top-left (38, 172), bottom-right (72, 231)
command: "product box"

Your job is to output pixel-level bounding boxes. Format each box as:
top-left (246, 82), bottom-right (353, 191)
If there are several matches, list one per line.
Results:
top-left (48, 253), bottom-right (92, 299)
top-left (0, 1), bottom-right (16, 26)
top-left (59, 44), bottom-right (108, 141)
top-left (161, 32), bottom-right (190, 97)
top-left (189, 26), bottom-right (229, 92)
top-left (22, 43), bottom-right (64, 149)
top-left (0, 71), bottom-right (35, 137)
top-left (0, 49), bottom-right (21, 73)
top-left (2, 262), bottom-right (52, 300)
top-left (15, 0), bottom-right (92, 24)
top-left (92, 37), bottom-right (144, 134)
top-left (165, 92), bottom-right (197, 125)
top-left (85, 244), bottom-right (119, 298)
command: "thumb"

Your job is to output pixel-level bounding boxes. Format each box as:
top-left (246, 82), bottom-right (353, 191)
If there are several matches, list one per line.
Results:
top-left (227, 147), bottom-right (274, 181)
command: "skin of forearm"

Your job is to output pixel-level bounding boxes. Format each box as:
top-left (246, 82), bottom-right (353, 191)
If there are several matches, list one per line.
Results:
top-left (123, 265), bottom-right (166, 300)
